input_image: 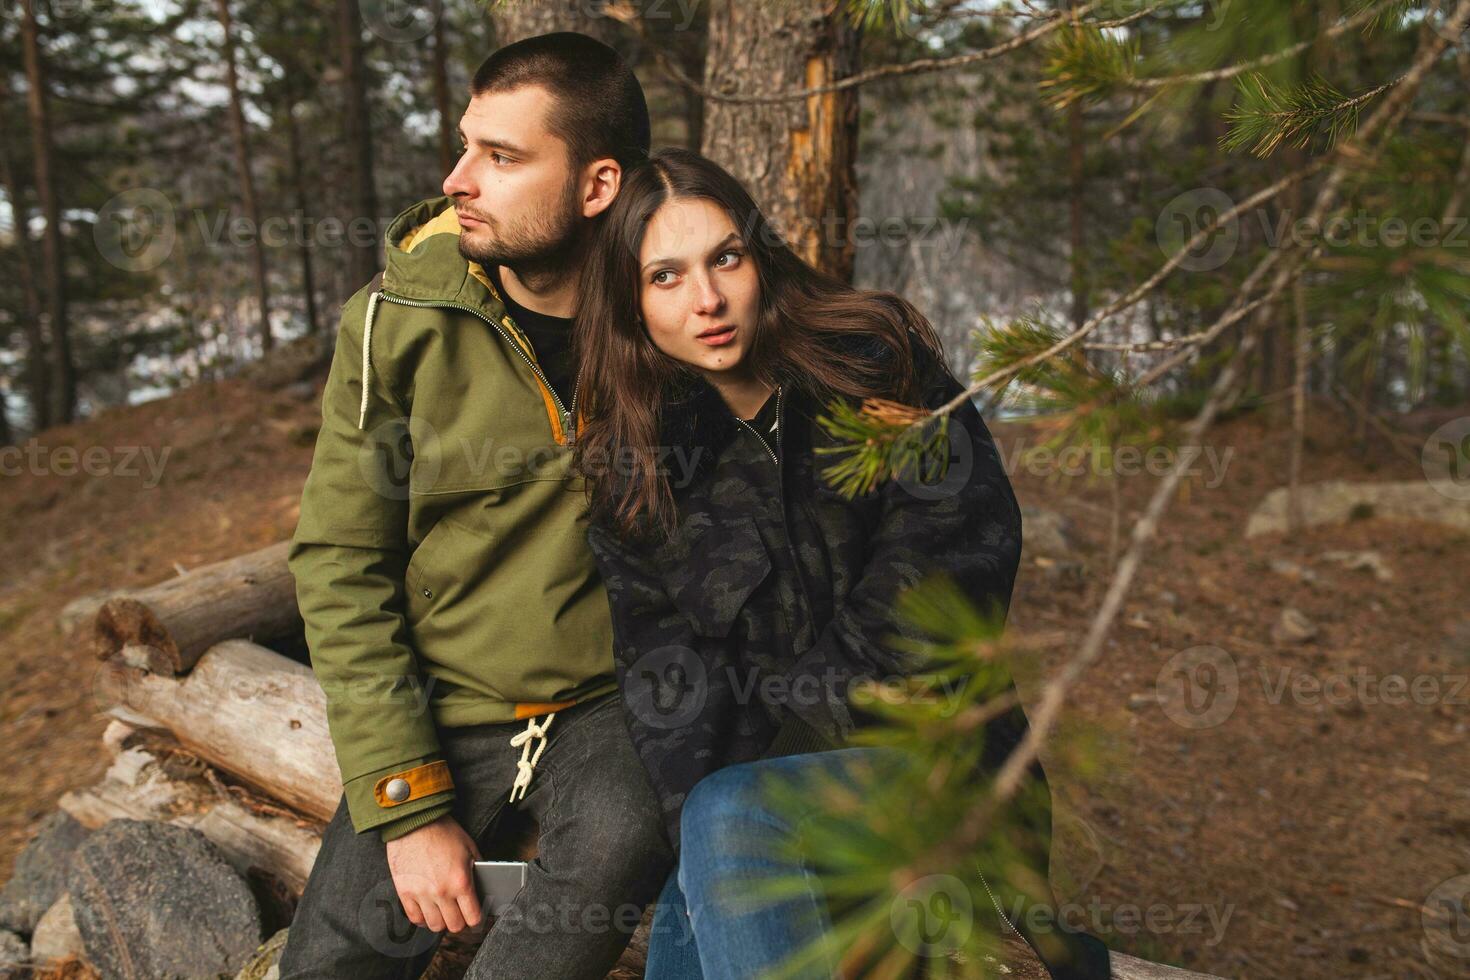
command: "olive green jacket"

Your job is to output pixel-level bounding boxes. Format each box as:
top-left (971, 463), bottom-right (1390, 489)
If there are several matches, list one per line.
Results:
top-left (288, 196), bottom-right (616, 842)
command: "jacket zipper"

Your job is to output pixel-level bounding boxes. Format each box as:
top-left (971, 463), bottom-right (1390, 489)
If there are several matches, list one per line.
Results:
top-left (734, 393), bottom-right (779, 466)
top-left (378, 292), bottom-right (578, 446)
top-left (736, 388), bottom-right (819, 655)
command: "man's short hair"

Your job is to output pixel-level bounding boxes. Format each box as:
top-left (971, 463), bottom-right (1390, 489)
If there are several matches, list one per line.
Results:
top-left (472, 31), bottom-right (651, 173)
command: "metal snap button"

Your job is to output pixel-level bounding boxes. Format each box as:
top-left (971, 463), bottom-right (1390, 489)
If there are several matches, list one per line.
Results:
top-left (385, 777), bottom-right (411, 802)
top-left (422, 588), bottom-right (433, 598)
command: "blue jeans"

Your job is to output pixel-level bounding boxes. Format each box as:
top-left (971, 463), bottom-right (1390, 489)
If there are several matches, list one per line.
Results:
top-left (644, 747), bottom-right (906, 980)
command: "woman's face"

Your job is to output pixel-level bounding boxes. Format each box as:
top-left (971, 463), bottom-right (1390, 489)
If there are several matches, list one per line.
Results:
top-left (637, 196), bottom-right (761, 376)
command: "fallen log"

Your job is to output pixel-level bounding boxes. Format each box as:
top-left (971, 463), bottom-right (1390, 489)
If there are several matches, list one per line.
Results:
top-left (94, 639), bottom-right (341, 821)
top-left (58, 721), bottom-right (323, 894)
top-left (91, 541), bottom-right (302, 674)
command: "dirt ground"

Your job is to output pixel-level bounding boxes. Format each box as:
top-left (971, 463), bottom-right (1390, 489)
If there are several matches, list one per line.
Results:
top-left (1, 369), bottom-right (1466, 980)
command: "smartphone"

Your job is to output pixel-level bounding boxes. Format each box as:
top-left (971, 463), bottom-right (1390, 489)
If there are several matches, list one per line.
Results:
top-left (472, 860), bottom-right (528, 916)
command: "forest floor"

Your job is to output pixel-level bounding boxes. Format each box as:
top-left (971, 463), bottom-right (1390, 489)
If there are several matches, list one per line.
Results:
top-left (0, 363), bottom-right (1466, 980)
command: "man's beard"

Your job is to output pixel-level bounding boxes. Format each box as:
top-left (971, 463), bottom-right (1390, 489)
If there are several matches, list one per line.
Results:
top-left (456, 175), bottom-right (585, 290)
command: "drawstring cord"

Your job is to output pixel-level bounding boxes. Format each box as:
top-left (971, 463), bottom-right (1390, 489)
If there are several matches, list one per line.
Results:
top-left (357, 290), bottom-right (383, 430)
top-left (508, 711), bottom-right (556, 802)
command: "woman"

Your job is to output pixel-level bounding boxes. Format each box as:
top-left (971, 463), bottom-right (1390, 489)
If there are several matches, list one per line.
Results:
top-left (571, 148), bottom-right (1109, 980)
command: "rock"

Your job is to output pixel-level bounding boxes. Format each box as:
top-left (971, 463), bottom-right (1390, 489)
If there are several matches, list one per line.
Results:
top-left (28, 894), bottom-right (83, 962)
top-left (1272, 608), bottom-right (1319, 645)
top-left (1032, 556), bottom-right (1085, 591)
top-left (1247, 480), bottom-right (1470, 537)
top-left (1268, 558), bottom-right (1318, 584)
top-left (66, 820), bottom-right (263, 980)
top-left (1021, 505), bottom-right (1077, 557)
top-left (0, 929), bottom-right (28, 979)
top-left (0, 810), bottom-right (91, 934)
top-left (233, 927), bottom-right (288, 980)
top-left (1320, 549), bottom-right (1394, 582)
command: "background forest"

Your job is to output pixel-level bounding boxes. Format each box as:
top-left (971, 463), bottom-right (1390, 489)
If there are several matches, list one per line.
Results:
top-left (2, 2), bottom-right (1469, 979)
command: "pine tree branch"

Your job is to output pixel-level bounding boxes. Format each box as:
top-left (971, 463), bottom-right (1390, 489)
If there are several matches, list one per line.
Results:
top-left (1136, 6), bottom-right (1468, 388)
top-left (981, 332), bottom-right (1257, 806)
top-left (918, 0), bottom-right (1470, 867)
top-left (1409, 110), bottom-right (1470, 127)
top-left (1224, 73), bottom-right (1400, 157)
top-left (1129, 0), bottom-right (1396, 91)
top-left (1130, 281), bottom-right (1289, 389)
top-left (919, 0), bottom-right (1463, 428)
top-left (1083, 328), bottom-right (1218, 352)
top-left (938, 161), bottom-right (1321, 413)
top-left (605, 0), bottom-right (1138, 104)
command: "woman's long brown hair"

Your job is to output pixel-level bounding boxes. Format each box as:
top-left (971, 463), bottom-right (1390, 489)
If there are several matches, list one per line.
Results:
top-left (572, 147), bottom-right (944, 541)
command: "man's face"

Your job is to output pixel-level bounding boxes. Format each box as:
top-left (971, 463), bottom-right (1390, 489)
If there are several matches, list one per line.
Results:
top-left (443, 85), bottom-right (584, 267)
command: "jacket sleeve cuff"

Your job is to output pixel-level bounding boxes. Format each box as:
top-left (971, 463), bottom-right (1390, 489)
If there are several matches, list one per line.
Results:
top-left (778, 651), bottom-right (861, 743)
top-left (342, 756), bottom-right (456, 835)
top-left (378, 802), bottom-right (455, 843)
top-left (763, 710), bottom-right (839, 759)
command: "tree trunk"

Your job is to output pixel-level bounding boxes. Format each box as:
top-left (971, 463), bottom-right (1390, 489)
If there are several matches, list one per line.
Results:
top-left (1066, 2), bottom-right (1087, 331)
top-left (1287, 277), bottom-right (1309, 534)
top-left (1266, 147), bottom-right (1306, 421)
top-left (216, 0), bottom-right (273, 353)
top-left (1282, 137), bottom-right (1313, 531)
top-left (493, 0), bottom-right (622, 44)
top-left (680, 33), bottom-right (705, 151)
top-left (19, 0), bottom-right (74, 425)
top-left (1067, 98), bottom-right (1087, 330)
top-left (283, 102), bottom-right (320, 336)
top-left (336, 0), bottom-right (379, 289)
top-left (701, 0), bottom-right (861, 281)
top-left (0, 79), bottom-right (51, 432)
top-left (432, 12), bottom-right (455, 179)
top-left (1355, 356), bottom-right (1374, 444)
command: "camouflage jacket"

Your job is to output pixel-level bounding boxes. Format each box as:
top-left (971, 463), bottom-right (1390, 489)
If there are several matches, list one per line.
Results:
top-left (587, 337), bottom-right (1112, 978)
top-left (585, 338), bottom-right (1029, 847)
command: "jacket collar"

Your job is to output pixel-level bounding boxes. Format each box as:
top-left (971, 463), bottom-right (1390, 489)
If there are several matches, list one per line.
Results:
top-left (379, 195), bottom-right (509, 324)
top-left (658, 373), bottom-right (818, 489)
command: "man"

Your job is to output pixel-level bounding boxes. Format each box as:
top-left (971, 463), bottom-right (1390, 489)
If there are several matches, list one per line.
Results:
top-left (279, 33), bottom-right (672, 980)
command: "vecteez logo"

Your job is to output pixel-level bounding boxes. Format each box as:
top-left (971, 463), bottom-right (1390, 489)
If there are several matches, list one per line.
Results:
top-left (95, 188), bottom-right (177, 272)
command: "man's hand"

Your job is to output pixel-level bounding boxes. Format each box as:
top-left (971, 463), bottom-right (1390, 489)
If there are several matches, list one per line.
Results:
top-left (385, 813), bottom-right (484, 934)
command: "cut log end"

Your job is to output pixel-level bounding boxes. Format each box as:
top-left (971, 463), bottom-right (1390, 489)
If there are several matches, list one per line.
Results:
top-left (94, 597), bottom-right (180, 672)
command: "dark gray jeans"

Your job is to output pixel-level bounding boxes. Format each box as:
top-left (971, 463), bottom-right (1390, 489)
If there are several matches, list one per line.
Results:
top-left (278, 691), bottom-right (673, 980)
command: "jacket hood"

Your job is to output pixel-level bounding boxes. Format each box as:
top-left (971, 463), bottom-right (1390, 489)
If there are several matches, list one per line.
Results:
top-left (380, 195), bottom-right (505, 316)
top-left (353, 196), bottom-right (519, 430)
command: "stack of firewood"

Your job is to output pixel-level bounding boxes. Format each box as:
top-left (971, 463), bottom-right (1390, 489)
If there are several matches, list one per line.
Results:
top-left (0, 543), bottom-right (1221, 980)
